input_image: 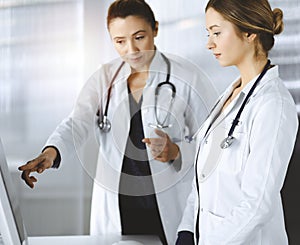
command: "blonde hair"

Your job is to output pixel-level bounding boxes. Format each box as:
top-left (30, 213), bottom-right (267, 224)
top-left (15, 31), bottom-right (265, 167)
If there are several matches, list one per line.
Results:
top-left (205, 0), bottom-right (284, 57)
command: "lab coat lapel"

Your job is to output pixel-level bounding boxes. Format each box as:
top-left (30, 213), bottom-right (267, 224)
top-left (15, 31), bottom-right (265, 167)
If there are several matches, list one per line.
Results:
top-left (110, 64), bottom-right (131, 170)
top-left (204, 80), bottom-right (244, 137)
top-left (195, 92), bottom-right (229, 142)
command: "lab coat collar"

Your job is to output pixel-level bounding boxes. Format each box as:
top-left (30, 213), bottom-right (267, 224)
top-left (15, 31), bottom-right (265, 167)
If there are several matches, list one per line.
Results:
top-left (120, 60), bottom-right (132, 81)
top-left (149, 49), bottom-right (166, 71)
top-left (193, 65), bottom-right (279, 142)
top-left (220, 65), bottom-right (279, 115)
top-left (237, 65), bottom-right (279, 98)
top-left (203, 66), bottom-right (279, 137)
top-left (148, 49), bottom-right (168, 85)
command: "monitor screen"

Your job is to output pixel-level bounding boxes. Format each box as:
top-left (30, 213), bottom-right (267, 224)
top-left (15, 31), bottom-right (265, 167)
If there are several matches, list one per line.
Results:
top-left (0, 138), bottom-right (27, 245)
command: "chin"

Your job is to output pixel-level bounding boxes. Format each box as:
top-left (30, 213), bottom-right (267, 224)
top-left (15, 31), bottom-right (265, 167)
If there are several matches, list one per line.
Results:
top-left (129, 62), bottom-right (147, 72)
top-left (218, 60), bottom-right (232, 68)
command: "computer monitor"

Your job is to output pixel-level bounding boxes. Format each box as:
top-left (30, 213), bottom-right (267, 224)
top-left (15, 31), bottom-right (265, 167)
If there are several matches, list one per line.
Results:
top-left (0, 138), bottom-right (28, 245)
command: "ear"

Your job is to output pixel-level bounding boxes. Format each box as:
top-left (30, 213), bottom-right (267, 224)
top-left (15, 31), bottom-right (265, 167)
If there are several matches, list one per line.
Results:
top-left (245, 33), bottom-right (257, 42)
top-left (154, 21), bottom-right (159, 37)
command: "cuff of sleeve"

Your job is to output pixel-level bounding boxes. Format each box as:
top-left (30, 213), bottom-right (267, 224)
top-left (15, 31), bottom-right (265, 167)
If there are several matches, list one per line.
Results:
top-left (176, 231), bottom-right (194, 245)
top-left (42, 145), bottom-right (61, 169)
top-left (170, 151), bottom-right (182, 172)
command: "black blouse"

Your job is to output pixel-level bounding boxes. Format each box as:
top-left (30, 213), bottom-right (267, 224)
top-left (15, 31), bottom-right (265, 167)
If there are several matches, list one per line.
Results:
top-left (119, 87), bottom-right (167, 245)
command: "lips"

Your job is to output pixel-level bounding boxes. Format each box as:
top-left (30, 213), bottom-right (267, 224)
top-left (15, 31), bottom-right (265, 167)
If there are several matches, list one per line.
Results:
top-left (128, 55), bottom-right (143, 63)
top-left (214, 53), bottom-right (221, 59)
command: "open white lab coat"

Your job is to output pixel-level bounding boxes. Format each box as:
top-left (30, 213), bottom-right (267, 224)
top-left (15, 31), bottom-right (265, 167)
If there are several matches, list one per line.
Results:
top-left (45, 50), bottom-right (218, 244)
top-left (178, 66), bottom-right (298, 244)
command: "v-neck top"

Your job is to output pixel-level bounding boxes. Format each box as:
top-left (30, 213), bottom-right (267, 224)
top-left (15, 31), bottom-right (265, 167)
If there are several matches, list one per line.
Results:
top-left (118, 86), bottom-right (167, 245)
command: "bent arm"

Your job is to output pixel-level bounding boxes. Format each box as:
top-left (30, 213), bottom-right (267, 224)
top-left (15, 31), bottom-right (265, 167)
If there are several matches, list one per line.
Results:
top-left (18, 68), bottom-right (105, 188)
top-left (45, 70), bottom-right (103, 164)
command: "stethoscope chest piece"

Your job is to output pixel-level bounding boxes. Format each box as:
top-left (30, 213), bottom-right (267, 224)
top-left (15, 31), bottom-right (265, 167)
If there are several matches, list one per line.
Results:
top-left (99, 116), bottom-right (111, 133)
top-left (220, 136), bottom-right (235, 149)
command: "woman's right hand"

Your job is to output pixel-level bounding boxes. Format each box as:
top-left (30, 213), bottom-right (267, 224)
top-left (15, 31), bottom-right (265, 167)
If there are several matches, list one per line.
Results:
top-left (18, 147), bottom-right (57, 188)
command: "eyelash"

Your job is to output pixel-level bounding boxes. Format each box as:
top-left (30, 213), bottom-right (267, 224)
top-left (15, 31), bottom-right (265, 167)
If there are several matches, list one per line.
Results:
top-left (115, 35), bottom-right (145, 44)
top-left (207, 32), bottom-right (221, 38)
top-left (135, 35), bottom-right (144, 40)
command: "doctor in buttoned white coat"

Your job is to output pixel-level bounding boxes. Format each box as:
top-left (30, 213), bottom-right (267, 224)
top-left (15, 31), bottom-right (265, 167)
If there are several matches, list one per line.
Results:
top-left (177, 0), bottom-right (299, 244)
top-left (18, 0), bottom-right (217, 244)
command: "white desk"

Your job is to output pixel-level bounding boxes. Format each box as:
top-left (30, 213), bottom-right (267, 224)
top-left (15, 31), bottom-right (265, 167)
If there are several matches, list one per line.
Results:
top-left (27, 235), bottom-right (162, 245)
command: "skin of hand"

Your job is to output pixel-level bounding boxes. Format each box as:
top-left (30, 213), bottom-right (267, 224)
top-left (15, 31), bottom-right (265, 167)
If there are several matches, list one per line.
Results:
top-left (18, 147), bottom-right (57, 188)
top-left (142, 129), bottom-right (180, 162)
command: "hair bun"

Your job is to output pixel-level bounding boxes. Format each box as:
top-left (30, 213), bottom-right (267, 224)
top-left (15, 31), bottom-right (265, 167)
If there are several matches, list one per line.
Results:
top-left (273, 8), bottom-right (284, 35)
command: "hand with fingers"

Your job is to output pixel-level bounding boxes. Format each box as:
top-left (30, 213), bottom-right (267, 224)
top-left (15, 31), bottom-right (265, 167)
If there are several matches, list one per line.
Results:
top-left (142, 129), bottom-right (180, 162)
top-left (18, 147), bottom-right (57, 188)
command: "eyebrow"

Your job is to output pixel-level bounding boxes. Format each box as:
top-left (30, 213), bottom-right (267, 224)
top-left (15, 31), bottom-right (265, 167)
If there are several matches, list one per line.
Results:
top-left (132, 30), bottom-right (146, 36)
top-left (206, 24), bottom-right (220, 31)
top-left (113, 30), bottom-right (147, 40)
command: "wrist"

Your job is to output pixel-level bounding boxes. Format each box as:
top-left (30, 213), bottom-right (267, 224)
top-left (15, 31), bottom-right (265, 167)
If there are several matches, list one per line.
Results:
top-left (171, 143), bottom-right (180, 161)
top-left (43, 147), bottom-right (57, 160)
top-left (42, 146), bottom-right (61, 168)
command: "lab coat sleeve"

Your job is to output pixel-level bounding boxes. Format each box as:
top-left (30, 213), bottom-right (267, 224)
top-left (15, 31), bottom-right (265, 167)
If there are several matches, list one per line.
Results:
top-left (206, 94), bottom-right (298, 244)
top-left (45, 68), bottom-right (103, 162)
top-left (174, 65), bottom-right (218, 172)
top-left (176, 175), bottom-right (197, 233)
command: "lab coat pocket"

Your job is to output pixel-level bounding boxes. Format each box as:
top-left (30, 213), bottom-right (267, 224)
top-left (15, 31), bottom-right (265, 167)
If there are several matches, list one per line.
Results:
top-left (201, 209), bottom-right (225, 242)
top-left (207, 210), bottom-right (224, 227)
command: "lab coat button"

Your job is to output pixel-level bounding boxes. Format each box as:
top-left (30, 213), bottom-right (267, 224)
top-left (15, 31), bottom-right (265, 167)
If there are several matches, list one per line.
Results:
top-left (201, 173), bottom-right (205, 178)
top-left (200, 208), bottom-right (203, 212)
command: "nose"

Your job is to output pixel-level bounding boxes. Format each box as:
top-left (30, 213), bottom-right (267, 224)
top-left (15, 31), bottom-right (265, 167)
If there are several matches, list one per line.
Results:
top-left (127, 40), bottom-right (139, 54)
top-left (206, 37), bottom-right (215, 50)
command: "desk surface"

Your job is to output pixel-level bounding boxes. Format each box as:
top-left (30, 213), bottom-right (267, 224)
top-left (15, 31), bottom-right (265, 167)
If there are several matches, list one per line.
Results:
top-left (27, 235), bottom-right (162, 245)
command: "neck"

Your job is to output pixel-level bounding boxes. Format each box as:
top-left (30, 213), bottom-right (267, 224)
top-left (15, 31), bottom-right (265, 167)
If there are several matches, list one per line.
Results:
top-left (238, 58), bottom-right (269, 88)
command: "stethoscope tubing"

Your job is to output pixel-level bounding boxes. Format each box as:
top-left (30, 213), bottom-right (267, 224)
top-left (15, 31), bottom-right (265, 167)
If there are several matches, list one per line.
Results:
top-left (220, 59), bottom-right (271, 149)
top-left (99, 53), bottom-right (176, 132)
top-left (103, 61), bottom-right (125, 119)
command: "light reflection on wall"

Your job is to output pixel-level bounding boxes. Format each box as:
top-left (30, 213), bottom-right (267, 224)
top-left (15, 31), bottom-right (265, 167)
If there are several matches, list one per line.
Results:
top-left (0, 0), bottom-right (84, 160)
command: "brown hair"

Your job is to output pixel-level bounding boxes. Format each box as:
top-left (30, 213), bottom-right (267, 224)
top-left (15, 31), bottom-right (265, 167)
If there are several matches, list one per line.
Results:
top-left (107, 0), bottom-right (156, 30)
top-left (205, 0), bottom-right (284, 56)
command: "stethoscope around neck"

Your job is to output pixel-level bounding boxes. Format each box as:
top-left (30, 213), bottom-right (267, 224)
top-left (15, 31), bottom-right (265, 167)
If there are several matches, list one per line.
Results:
top-left (98, 53), bottom-right (176, 132)
top-left (220, 59), bottom-right (271, 149)
top-left (148, 53), bottom-right (176, 129)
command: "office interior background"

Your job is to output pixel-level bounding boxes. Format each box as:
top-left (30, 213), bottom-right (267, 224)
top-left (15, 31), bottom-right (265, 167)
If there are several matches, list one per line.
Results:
top-left (0, 0), bottom-right (299, 243)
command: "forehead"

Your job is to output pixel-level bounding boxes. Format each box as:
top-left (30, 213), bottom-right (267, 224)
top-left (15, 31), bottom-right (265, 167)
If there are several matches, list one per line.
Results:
top-left (205, 7), bottom-right (227, 29)
top-left (108, 16), bottom-right (151, 36)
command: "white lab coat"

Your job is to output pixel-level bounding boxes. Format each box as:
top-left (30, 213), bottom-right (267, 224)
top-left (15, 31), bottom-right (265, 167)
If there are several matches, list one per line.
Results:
top-left (178, 66), bottom-right (298, 244)
top-left (45, 50), bottom-right (218, 244)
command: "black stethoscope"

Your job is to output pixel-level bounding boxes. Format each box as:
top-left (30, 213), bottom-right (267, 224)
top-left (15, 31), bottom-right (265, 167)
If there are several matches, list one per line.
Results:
top-left (220, 59), bottom-right (271, 149)
top-left (98, 53), bottom-right (176, 132)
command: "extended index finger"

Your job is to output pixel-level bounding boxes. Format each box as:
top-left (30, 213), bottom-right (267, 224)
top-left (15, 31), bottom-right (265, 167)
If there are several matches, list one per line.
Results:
top-left (18, 157), bottom-right (43, 171)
